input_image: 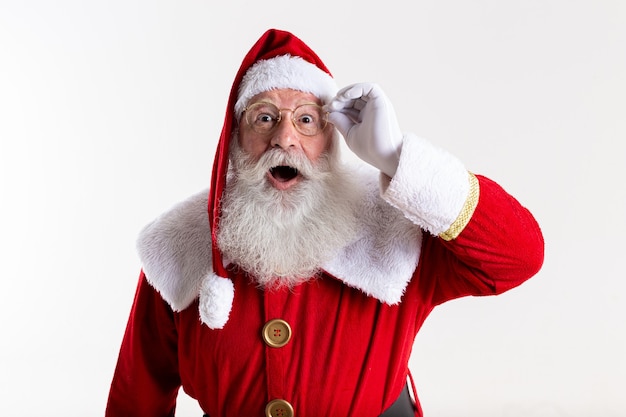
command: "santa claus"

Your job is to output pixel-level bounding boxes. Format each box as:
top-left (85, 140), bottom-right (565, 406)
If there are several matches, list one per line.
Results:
top-left (106, 29), bottom-right (544, 417)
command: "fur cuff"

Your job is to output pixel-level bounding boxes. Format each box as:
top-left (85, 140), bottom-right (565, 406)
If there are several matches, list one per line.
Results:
top-left (381, 133), bottom-right (470, 236)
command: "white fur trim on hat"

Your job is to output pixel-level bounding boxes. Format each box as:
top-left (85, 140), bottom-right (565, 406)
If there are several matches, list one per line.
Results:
top-left (234, 54), bottom-right (338, 117)
top-left (199, 272), bottom-right (235, 329)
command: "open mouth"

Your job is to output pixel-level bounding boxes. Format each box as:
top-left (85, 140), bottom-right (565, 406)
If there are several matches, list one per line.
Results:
top-left (270, 166), bottom-right (299, 182)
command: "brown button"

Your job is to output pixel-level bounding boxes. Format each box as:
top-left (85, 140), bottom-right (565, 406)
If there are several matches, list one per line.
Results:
top-left (262, 319), bottom-right (292, 348)
top-left (265, 399), bottom-right (294, 417)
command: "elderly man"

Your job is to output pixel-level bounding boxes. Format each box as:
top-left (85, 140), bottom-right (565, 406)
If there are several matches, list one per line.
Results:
top-left (106, 29), bottom-right (544, 417)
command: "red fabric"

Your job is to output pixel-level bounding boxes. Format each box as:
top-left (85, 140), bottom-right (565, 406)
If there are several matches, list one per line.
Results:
top-left (422, 175), bottom-right (545, 305)
top-left (209, 28), bottom-right (333, 278)
top-left (106, 274), bottom-right (181, 417)
top-left (106, 175), bottom-right (544, 417)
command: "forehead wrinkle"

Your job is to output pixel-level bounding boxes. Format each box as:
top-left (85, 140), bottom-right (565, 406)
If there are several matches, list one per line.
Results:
top-left (247, 89), bottom-right (323, 109)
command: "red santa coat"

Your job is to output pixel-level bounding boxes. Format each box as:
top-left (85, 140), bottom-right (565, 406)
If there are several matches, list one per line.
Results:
top-left (106, 129), bottom-right (544, 416)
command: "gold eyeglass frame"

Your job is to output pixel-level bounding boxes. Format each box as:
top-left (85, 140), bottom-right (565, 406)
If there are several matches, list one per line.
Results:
top-left (241, 101), bottom-right (329, 136)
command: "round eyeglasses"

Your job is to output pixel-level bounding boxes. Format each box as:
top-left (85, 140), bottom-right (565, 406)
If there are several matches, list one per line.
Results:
top-left (242, 102), bottom-right (329, 136)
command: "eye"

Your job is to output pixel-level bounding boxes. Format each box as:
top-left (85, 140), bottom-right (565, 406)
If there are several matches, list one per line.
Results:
top-left (246, 102), bottom-right (280, 133)
top-left (294, 104), bottom-right (323, 125)
top-left (256, 113), bottom-right (276, 123)
top-left (297, 114), bottom-right (315, 124)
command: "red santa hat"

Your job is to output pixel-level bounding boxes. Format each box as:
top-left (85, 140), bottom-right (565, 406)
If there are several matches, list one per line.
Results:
top-left (200, 29), bottom-right (337, 326)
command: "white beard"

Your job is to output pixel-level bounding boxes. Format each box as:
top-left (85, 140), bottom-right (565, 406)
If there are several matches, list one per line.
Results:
top-left (216, 137), bottom-right (359, 289)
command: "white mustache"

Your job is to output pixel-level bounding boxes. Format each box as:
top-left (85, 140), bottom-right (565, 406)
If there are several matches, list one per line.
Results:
top-left (235, 148), bottom-right (328, 182)
top-left (260, 149), bottom-right (316, 176)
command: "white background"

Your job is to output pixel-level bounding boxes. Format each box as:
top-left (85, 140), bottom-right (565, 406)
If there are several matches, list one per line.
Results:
top-left (1, 1), bottom-right (624, 416)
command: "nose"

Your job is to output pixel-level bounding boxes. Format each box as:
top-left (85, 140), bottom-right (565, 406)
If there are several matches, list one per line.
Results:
top-left (269, 116), bottom-right (301, 150)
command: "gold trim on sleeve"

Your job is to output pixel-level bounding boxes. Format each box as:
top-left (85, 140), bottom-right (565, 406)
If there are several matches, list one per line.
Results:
top-left (439, 172), bottom-right (480, 241)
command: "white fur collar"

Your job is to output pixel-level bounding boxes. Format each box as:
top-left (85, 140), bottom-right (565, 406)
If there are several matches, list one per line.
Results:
top-left (137, 166), bottom-right (421, 329)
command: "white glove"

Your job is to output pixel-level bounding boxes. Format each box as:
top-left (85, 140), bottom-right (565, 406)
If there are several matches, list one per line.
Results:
top-left (326, 83), bottom-right (403, 177)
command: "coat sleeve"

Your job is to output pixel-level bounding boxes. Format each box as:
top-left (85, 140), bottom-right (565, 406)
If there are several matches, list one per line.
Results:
top-left (381, 134), bottom-right (544, 304)
top-left (106, 271), bottom-right (182, 417)
top-left (418, 174), bottom-right (545, 305)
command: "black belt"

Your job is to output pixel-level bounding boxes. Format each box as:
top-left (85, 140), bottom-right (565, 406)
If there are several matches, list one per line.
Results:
top-left (201, 383), bottom-right (415, 416)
